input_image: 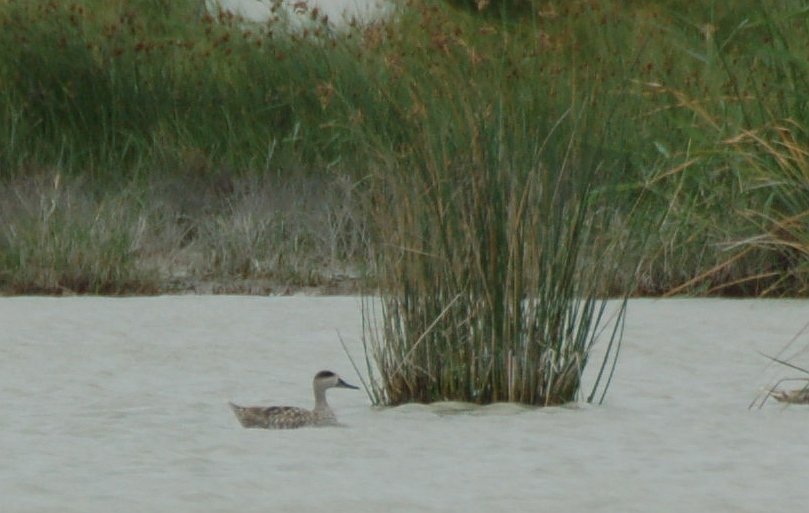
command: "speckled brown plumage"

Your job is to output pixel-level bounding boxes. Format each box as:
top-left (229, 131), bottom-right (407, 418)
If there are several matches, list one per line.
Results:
top-left (228, 404), bottom-right (336, 429)
top-left (229, 371), bottom-right (358, 429)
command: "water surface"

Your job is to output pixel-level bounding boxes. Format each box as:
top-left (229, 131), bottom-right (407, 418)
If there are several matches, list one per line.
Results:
top-left (1, 297), bottom-right (807, 512)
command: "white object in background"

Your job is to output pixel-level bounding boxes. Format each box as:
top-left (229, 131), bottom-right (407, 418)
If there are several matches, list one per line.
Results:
top-left (205, 0), bottom-right (394, 33)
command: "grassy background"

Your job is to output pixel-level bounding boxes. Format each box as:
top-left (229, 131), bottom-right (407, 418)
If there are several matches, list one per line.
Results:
top-left (0, 0), bottom-right (808, 296)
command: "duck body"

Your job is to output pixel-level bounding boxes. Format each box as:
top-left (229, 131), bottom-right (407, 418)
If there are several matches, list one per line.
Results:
top-left (228, 404), bottom-right (336, 429)
top-left (229, 370), bottom-right (358, 429)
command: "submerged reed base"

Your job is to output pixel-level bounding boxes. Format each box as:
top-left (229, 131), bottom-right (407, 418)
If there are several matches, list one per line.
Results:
top-left (770, 386), bottom-right (809, 405)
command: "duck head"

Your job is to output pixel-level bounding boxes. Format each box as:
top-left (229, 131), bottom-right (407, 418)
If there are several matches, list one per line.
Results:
top-left (314, 370), bottom-right (359, 390)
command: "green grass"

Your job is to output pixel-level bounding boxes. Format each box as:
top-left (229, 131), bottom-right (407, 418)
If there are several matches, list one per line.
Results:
top-left (0, 0), bottom-right (808, 298)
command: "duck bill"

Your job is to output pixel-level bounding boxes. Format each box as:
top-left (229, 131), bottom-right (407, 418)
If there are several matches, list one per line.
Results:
top-left (337, 378), bottom-right (359, 389)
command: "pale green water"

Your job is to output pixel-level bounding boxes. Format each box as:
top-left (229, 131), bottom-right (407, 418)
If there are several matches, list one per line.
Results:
top-left (1, 297), bottom-right (807, 512)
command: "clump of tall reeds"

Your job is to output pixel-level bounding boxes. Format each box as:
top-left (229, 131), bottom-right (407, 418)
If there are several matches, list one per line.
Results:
top-left (353, 0), bottom-right (652, 406)
top-left (361, 152), bottom-right (629, 406)
top-left (361, 101), bottom-right (631, 406)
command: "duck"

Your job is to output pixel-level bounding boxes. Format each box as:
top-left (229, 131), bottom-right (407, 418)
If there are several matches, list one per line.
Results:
top-left (229, 370), bottom-right (359, 429)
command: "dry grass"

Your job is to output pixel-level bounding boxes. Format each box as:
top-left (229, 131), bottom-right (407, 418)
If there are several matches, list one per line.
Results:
top-left (0, 171), bottom-right (370, 295)
top-left (0, 172), bottom-right (159, 294)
